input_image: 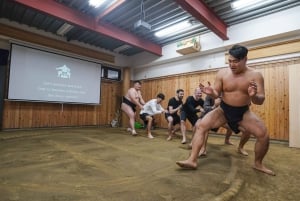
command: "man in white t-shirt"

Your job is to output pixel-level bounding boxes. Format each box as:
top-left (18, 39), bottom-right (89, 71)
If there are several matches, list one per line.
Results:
top-left (140, 93), bottom-right (167, 138)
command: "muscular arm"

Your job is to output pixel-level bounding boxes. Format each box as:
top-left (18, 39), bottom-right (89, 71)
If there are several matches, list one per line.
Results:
top-left (250, 72), bottom-right (265, 105)
top-left (137, 91), bottom-right (146, 105)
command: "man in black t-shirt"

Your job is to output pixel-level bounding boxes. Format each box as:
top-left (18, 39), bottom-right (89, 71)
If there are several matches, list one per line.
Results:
top-left (165, 89), bottom-right (184, 141)
top-left (180, 88), bottom-right (204, 144)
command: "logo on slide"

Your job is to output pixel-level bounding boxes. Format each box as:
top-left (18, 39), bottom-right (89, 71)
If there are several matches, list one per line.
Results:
top-left (56, 65), bottom-right (71, 79)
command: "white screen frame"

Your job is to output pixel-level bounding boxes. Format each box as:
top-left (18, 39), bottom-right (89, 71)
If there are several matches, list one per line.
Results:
top-left (8, 43), bottom-right (102, 105)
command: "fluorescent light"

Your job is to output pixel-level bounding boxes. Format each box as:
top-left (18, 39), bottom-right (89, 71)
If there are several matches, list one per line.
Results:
top-left (155, 21), bottom-right (192, 37)
top-left (56, 23), bottom-right (74, 36)
top-left (89, 0), bottom-right (105, 8)
top-left (113, 44), bottom-right (131, 53)
top-left (231, 0), bottom-right (276, 10)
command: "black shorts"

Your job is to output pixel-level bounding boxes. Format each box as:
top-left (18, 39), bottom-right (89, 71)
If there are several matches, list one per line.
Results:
top-left (165, 113), bottom-right (180, 125)
top-left (140, 113), bottom-right (151, 123)
top-left (180, 110), bottom-right (199, 126)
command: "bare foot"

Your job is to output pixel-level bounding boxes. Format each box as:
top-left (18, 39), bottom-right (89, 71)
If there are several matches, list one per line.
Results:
top-left (237, 148), bottom-right (248, 156)
top-left (253, 165), bottom-right (276, 176)
top-left (131, 130), bottom-right (138, 136)
top-left (181, 136), bottom-right (187, 144)
top-left (198, 150), bottom-right (207, 157)
top-left (225, 141), bottom-right (234, 145)
top-left (148, 134), bottom-right (154, 139)
top-left (187, 144), bottom-right (192, 150)
top-left (166, 135), bottom-right (172, 141)
top-left (176, 160), bottom-right (197, 169)
top-left (127, 128), bottom-right (132, 132)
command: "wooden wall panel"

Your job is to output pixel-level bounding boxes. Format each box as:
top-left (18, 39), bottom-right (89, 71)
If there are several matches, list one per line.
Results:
top-left (248, 59), bottom-right (296, 141)
top-left (0, 23), bottom-right (124, 130)
top-left (248, 39), bottom-right (300, 60)
top-left (2, 81), bottom-right (121, 129)
top-left (2, 55), bottom-right (299, 141)
top-left (225, 39), bottom-right (300, 62)
top-left (139, 58), bottom-right (300, 141)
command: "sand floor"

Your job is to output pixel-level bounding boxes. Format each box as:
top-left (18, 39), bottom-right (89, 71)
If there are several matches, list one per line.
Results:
top-left (0, 127), bottom-right (299, 201)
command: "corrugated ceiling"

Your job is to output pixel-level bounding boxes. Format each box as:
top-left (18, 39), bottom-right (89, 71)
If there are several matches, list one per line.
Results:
top-left (0, 0), bottom-right (299, 56)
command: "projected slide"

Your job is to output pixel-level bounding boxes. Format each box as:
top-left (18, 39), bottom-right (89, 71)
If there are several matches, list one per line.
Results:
top-left (8, 44), bottom-right (101, 104)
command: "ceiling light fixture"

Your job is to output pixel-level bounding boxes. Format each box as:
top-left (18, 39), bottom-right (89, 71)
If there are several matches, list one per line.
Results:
top-left (56, 23), bottom-right (74, 36)
top-left (155, 21), bottom-right (192, 38)
top-left (134, 0), bottom-right (151, 31)
top-left (89, 0), bottom-right (106, 8)
top-left (231, 0), bottom-right (276, 10)
top-left (113, 44), bottom-right (132, 53)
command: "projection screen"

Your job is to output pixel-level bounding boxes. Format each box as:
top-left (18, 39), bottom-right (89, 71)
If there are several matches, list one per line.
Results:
top-left (8, 43), bottom-right (101, 104)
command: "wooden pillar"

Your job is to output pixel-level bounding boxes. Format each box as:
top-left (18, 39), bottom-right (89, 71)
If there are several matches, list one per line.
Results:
top-left (121, 67), bottom-right (131, 127)
top-left (0, 49), bottom-right (9, 131)
top-left (288, 64), bottom-right (300, 148)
